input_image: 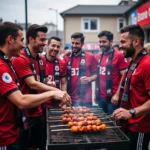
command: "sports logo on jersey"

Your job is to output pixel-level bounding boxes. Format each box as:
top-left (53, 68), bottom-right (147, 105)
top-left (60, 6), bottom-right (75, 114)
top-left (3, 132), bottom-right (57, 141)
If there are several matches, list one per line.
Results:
top-left (81, 59), bottom-right (85, 65)
top-left (107, 71), bottom-right (111, 75)
top-left (142, 51), bottom-right (147, 54)
top-left (82, 53), bottom-right (85, 56)
top-left (55, 72), bottom-right (60, 76)
top-left (55, 66), bottom-right (60, 71)
top-left (107, 89), bottom-right (111, 94)
top-left (2, 73), bottom-right (12, 83)
top-left (39, 60), bottom-right (43, 65)
top-left (4, 55), bottom-right (8, 59)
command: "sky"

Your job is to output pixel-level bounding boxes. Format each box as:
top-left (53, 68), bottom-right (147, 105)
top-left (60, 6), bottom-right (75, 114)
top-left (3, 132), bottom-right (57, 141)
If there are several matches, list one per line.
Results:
top-left (0, 0), bottom-right (124, 30)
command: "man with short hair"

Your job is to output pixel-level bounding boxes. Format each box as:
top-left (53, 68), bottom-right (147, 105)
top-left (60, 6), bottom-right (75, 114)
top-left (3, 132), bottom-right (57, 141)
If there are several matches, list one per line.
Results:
top-left (112, 24), bottom-right (150, 150)
top-left (113, 44), bottom-right (120, 51)
top-left (45, 36), bottom-right (67, 108)
top-left (0, 22), bottom-right (69, 150)
top-left (95, 30), bottom-right (127, 115)
top-left (12, 24), bottom-right (70, 150)
top-left (65, 32), bottom-right (97, 107)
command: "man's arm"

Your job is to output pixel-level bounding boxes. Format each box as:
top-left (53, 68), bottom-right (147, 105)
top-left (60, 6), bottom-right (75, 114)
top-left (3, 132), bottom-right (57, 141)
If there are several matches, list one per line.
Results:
top-left (61, 77), bottom-right (67, 91)
top-left (12, 56), bottom-right (60, 92)
top-left (8, 90), bottom-right (70, 110)
top-left (112, 98), bottom-right (150, 120)
top-left (111, 69), bottom-right (126, 105)
top-left (111, 52), bottom-right (128, 105)
top-left (25, 76), bottom-right (60, 92)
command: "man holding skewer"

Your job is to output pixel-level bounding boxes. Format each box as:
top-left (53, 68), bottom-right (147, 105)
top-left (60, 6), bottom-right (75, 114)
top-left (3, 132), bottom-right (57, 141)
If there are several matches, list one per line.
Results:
top-left (12, 24), bottom-right (71, 150)
top-left (0, 22), bottom-right (70, 150)
top-left (112, 24), bottom-right (150, 150)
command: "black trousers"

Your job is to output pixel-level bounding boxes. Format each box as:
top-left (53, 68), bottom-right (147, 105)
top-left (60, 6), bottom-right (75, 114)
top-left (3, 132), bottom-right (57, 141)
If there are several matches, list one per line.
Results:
top-left (126, 130), bottom-right (150, 150)
top-left (18, 115), bottom-right (46, 150)
top-left (0, 141), bottom-right (20, 150)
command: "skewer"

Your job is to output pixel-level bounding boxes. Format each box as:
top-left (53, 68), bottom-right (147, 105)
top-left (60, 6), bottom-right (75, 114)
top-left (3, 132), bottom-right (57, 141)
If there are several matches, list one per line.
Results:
top-left (49, 121), bottom-right (114, 128)
top-left (47, 115), bottom-right (112, 122)
top-left (51, 126), bottom-right (121, 132)
top-left (67, 103), bottom-right (78, 116)
top-left (49, 110), bottom-right (104, 113)
top-left (48, 115), bottom-right (111, 120)
top-left (49, 107), bottom-right (102, 112)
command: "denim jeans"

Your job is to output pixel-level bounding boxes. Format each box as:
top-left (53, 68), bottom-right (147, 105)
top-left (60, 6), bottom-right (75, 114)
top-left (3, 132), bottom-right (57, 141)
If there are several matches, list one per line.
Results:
top-left (97, 97), bottom-right (118, 115)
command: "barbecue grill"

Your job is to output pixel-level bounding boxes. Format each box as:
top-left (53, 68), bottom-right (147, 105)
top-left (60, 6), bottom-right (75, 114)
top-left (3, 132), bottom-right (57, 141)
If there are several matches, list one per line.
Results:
top-left (46, 107), bottom-right (130, 150)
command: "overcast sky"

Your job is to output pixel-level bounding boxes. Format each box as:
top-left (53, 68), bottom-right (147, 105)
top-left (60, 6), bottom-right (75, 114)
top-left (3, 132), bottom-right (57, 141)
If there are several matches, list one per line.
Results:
top-left (0, 0), bottom-right (125, 30)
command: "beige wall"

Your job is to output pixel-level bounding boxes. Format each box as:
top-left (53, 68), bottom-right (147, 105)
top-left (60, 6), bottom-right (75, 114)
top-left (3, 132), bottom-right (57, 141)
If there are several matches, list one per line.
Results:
top-left (64, 16), bottom-right (123, 44)
top-left (64, 16), bottom-right (81, 44)
top-left (100, 16), bottom-right (121, 43)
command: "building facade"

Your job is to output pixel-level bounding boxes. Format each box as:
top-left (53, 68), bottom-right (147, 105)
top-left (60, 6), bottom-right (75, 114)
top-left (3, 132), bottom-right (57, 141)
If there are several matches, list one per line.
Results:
top-left (125, 0), bottom-right (150, 42)
top-left (60, 3), bottom-right (132, 54)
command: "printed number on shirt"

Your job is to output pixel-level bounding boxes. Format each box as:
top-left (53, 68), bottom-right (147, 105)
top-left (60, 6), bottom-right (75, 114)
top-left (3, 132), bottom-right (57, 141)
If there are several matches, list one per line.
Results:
top-left (71, 68), bottom-right (79, 76)
top-left (99, 67), bottom-right (106, 75)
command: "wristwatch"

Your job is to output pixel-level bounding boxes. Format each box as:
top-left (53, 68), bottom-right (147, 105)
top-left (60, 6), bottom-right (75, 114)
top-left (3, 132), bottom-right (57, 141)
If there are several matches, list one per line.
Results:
top-left (129, 109), bottom-right (136, 118)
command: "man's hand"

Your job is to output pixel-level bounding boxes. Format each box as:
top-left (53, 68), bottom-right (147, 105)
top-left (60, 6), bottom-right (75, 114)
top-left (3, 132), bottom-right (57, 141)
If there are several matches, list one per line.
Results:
top-left (47, 81), bottom-right (56, 87)
top-left (111, 93), bottom-right (119, 105)
top-left (52, 91), bottom-right (71, 105)
top-left (80, 76), bottom-right (91, 84)
top-left (64, 50), bottom-right (72, 55)
top-left (64, 92), bottom-right (71, 104)
top-left (112, 108), bottom-right (132, 120)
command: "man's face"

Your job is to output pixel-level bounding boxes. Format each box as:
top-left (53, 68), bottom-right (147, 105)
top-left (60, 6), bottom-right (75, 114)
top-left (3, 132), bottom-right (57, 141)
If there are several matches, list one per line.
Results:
top-left (71, 38), bottom-right (83, 54)
top-left (32, 31), bottom-right (47, 53)
top-left (47, 39), bottom-right (61, 57)
top-left (10, 30), bottom-right (25, 57)
top-left (120, 32), bottom-right (136, 58)
top-left (98, 36), bottom-right (112, 52)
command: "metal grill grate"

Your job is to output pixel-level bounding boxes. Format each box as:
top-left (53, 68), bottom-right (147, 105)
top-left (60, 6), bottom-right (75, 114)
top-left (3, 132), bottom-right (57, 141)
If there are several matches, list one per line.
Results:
top-left (47, 107), bottom-right (130, 150)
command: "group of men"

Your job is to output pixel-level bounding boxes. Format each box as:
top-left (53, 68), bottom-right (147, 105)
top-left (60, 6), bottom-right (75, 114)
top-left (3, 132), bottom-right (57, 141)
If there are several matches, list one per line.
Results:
top-left (0, 23), bottom-right (71, 150)
top-left (0, 21), bottom-right (150, 150)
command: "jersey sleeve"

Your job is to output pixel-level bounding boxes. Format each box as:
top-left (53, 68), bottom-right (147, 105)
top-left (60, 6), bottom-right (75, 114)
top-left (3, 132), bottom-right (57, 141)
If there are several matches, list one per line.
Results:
top-left (95, 53), bottom-right (100, 62)
top-left (64, 55), bottom-right (69, 64)
top-left (90, 54), bottom-right (98, 74)
top-left (141, 61), bottom-right (150, 91)
top-left (0, 64), bottom-right (19, 97)
top-left (117, 52), bottom-right (128, 70)
top-left (60, 60), bottom-right (67, 78)
top-left (12, 56), bottom-right (33, 79)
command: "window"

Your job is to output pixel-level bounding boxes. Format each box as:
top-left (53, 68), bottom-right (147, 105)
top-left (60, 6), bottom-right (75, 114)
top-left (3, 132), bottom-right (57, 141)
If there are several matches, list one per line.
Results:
top-left (81, 18), bottom-right (99, 32)
top-left (117, 17), bottom-right (125, 32)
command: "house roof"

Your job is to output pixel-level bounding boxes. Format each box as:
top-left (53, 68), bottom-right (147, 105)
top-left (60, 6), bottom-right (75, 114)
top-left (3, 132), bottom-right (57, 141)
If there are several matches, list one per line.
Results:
top-left (125, 0), bottom-right (148, 14)
top-left (118, 0), bottom-right (137, 6)
top-left (17, 23), bottom-right (31, 29)
top-left (60, 5), bottom-right (131, 17)
top-left (43, 22), bottom-right (56, 26)
top-left (46, 30), bottom-right (64, 40)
